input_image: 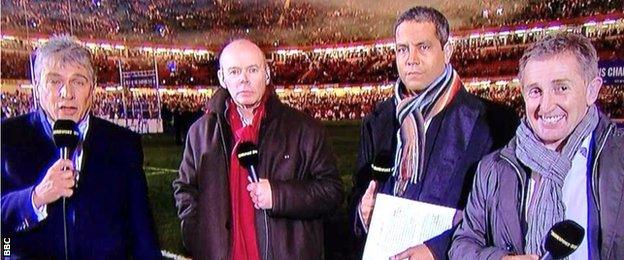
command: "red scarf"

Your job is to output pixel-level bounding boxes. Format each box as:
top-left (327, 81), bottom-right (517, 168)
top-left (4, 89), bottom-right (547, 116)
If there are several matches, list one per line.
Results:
top-left (227, 97), bottom-right (267, 260)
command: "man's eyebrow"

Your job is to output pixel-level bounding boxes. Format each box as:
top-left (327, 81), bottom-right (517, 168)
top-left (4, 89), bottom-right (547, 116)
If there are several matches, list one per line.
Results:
top-left (45, 72), bottom-right (62, 78)
top-left (551, 79), bottom-right (573, 85)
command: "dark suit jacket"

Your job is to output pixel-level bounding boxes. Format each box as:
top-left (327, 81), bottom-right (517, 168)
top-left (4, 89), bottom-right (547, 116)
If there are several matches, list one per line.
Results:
top-left (1, 110), bottom-right (161, 259)
top-left (350, 86), bottom-right (518, 259)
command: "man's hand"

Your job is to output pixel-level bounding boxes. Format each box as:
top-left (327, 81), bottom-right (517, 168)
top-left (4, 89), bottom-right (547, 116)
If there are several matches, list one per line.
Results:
top-left (33, 159), bottom-right (75, 208)
top-left (359, 180), bottom-right (377, 228)
top-left (391, 244), bottom-right (434, 260)
top-left (501, 255), bottom-right (539, 260)
top-left (247, 178), bottom-right (272, 209)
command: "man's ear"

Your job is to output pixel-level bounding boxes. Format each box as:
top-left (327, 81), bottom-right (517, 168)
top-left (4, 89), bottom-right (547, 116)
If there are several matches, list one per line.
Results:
top-left (443, 41), bottom-right (454, 64)
top-left (586, 76), bottom-right (603, 105)
top-left (265, 67), bottom-right (271, 85)
top-left (217, 69), bottom-right (226, 89)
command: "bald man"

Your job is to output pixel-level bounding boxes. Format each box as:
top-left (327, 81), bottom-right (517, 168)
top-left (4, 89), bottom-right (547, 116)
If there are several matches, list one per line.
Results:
top-left (173, 39), bottom-right (343, 259)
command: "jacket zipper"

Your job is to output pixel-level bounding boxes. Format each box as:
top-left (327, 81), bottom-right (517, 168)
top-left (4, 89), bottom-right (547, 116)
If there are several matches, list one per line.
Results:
top-left (591, 124), bottom-right (614, 213)
top-left (216, 115), bottom-right (230, 172)
top-left (500, 155), bottom-right (528, 224)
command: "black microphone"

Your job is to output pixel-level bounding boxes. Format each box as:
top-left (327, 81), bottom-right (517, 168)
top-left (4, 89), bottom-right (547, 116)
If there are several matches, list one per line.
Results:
top-left (52, 119), bottom-right (80, 260)
top-left (371, 151), bottom-right (394, 183)
top-left (237, 142), bottom-right (260, 183)
top-left (540, 219), bottom-right (585, 260)
top-left (53, 119), bottom-right (80, 161)
top-left (53, 119), bottom-right (80, 188)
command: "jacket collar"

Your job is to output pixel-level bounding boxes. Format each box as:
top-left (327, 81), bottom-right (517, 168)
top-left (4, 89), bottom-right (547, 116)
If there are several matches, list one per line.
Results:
top-left (208, 88), bottom-right (284, 124)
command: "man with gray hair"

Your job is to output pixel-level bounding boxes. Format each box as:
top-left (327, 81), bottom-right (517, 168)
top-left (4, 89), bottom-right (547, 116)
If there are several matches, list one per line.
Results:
top-left (450, 33), bottom-right (624, 259)
top-left (350, 6), bottom-right (518, 260)
top-left (1, 35), bottom-right (161, 258)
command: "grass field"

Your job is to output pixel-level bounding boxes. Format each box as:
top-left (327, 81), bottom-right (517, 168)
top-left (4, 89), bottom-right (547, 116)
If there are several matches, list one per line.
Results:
top-left (142, 120), bottom-right (361, 257)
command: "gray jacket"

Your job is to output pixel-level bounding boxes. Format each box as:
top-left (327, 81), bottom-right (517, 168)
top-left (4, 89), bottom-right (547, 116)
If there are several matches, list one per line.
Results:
top-left (449, 114), bottom-right (624, 259)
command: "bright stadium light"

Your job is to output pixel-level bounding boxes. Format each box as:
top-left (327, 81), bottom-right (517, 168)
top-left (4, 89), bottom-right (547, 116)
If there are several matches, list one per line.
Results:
top-left (1, 35), bottom-right (16, 40)
top-left (495, 80), bottom-right (508, 86)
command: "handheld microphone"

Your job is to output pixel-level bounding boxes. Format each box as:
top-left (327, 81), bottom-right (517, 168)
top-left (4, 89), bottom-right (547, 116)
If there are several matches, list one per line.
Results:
top-left (236, 141), bottom-right (269, 258)
top-left (371, 151), bottom-right (393, 183)
top-left (540, 219), bottom-right (585, 260)
top-left (237, 142), bottom-right (260, 183)
top-left (53, 119), bottom-right (80, 161)
top-left (52, 120), bottom-right (79, 260)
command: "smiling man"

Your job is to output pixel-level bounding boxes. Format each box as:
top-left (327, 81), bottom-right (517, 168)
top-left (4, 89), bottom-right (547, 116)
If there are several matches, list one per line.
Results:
top-left (173, 38), bottom-right (343, 259)
top-left (350, 6), bottom-right (518, 260)
top-left (450, 33), bottom-right (624, 259)
top-left (1, 35), bottom-right (160, 258)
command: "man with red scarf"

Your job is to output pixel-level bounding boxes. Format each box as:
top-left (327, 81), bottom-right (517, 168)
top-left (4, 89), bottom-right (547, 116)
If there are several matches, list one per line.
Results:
top-left (173, 39), bottom-right (343, 259)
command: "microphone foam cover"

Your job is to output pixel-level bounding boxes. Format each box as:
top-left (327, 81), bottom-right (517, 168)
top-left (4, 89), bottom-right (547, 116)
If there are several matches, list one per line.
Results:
top-left (53, 119), bottom-right (80, 151)
top-left (237, 141), bottom-right (259, 168)
top-left (545, 219), bottom-right (585, 259)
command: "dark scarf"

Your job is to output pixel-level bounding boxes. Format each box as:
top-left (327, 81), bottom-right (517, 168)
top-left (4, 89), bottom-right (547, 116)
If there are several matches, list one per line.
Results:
top-left (392, 64), bottom-right (462, 196)
top-left (227, 94), bottom-right (268, 260)
top-left (516, 105), bottom-right (599, 255)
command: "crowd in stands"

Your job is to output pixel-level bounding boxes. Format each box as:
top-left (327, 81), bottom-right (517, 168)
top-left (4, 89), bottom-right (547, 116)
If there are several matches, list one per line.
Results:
top-left (2, 0), bottom-right (622, 46)
top-left (3, 84), bottom-right (623, 123)
top-left (3, 22), bottom-right (622, 87)
top-left (464, 0), bottom-right (623, 29)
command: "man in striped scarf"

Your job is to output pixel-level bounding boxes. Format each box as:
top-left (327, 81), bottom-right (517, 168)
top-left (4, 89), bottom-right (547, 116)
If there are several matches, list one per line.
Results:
top-left (350, 6), bottom-right (519, 260)
top-left (450, 33), bottom-right (624, 260)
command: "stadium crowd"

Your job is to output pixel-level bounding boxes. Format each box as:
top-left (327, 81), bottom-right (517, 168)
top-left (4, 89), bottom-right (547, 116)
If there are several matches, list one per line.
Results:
top-left (2, 0), bottom-right (622, 46)
top-left (3, 84), bottom-right (623, 122)
top-left (2, 21), bottom-right (623, 87)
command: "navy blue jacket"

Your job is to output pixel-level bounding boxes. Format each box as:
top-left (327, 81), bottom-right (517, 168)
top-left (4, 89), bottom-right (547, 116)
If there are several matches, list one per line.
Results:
top-left (1, 110), bottom-right (160, 259)
top-left (350, 87), bottom-right (518, 260)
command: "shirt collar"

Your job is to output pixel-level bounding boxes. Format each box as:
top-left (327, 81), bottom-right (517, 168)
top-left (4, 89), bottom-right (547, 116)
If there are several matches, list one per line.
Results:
top-left (577, 132), bottom-right (592, 159)
top-left (43, 113), bottom-right (91, 141)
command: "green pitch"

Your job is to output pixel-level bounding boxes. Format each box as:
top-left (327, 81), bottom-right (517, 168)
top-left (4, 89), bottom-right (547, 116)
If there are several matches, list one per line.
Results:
top-left (143, 121), bottom-right (361, 257)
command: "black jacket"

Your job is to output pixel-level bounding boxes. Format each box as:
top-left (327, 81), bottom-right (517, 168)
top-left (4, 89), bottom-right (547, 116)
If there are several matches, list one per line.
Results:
top-left (173, 89), bottom-right (344, 259)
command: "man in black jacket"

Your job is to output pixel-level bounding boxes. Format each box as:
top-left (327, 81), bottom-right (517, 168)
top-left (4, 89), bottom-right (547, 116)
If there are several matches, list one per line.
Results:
top-left (173, 38), bottom-right (343, 259)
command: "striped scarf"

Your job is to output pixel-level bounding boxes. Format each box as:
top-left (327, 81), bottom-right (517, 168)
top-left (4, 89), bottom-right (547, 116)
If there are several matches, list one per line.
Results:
top-left (516, 105), bottom-right (599, 256)
top-left (392, 64), bottom-right (462, 196)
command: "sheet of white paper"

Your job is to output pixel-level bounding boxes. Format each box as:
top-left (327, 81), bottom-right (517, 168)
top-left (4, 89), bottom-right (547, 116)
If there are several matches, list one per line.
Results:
top-left (362, 194), bottom-right (456, 260)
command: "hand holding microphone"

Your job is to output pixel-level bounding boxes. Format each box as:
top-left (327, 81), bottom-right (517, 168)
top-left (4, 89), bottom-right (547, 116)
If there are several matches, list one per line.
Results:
top-left (247, 179), bottom-right (273, 210)
top-left (359, 151), bottom-right (394, 228)
top-left (33, 159), bottom-right (76, 208)
top-left (237, 142), bottom-right (273, 210)
top-left (503, 220), bottom-right (585, 260)
top-left (33, 120), bottom-right (80, 208)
